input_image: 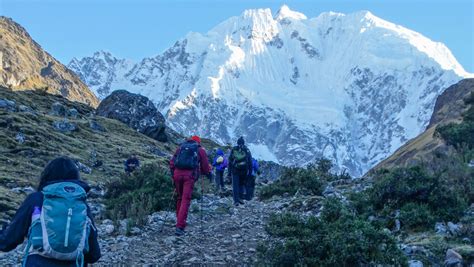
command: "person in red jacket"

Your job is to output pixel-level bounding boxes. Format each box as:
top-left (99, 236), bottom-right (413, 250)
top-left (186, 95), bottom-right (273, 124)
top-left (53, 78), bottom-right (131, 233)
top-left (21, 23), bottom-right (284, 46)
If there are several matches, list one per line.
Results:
top-left (169, 135), bottom-right (211, 236)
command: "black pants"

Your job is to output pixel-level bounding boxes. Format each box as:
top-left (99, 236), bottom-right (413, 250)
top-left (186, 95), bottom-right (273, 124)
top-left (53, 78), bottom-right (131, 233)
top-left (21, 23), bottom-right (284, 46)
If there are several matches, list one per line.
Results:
top-left (215, 170), bottom-right (225, 189)
top-left (245, 175), bottom-right (256, 200)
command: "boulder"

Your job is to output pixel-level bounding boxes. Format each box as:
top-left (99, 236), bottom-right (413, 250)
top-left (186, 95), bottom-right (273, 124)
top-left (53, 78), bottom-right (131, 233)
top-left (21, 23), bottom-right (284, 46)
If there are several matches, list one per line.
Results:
top-left (408, 260), bottom-right (423, 267)
top-left (0, 99), bottom-right (16, 112)
top-left (50, 101), bottom-right (67, 117)
top-left (447, 222), bottom-right (461, 236)
top-left (67, 108), bottom-right (79, 119)
top-left (15, 132), bottom-right (25, 144)
top-left (435, 222), bottom-right (448, 235)
top-left (89, 119), bottom-right (106, 132)
top-left (96, 90), bottom-right (167, 142)
top-left (17, 105), bottom-right (33, 113)
top-left (445, 249), bottom-right (462, 267)
top-left (52, 119), bottom-right (77, 132)
top-left (75, 160), bottom-right (92, 174)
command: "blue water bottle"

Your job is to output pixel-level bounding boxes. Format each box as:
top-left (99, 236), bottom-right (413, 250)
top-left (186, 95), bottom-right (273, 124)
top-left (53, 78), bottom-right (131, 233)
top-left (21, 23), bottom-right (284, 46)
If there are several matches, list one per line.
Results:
top-left (30, 206), bottom-right (43, 249)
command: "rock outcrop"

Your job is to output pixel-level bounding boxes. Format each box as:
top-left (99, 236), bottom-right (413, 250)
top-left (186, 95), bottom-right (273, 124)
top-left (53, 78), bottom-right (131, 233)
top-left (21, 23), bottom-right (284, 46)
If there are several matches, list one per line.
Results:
top-left (0, 17), bottom-right (98, 107)
top-left (97, 90), bottom-right (168, 142)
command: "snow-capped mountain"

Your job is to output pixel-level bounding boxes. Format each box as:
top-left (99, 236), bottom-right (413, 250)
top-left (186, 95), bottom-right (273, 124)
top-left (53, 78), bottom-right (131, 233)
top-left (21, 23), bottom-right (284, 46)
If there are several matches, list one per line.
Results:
top-left (68, 5), bottom-right (472, 176)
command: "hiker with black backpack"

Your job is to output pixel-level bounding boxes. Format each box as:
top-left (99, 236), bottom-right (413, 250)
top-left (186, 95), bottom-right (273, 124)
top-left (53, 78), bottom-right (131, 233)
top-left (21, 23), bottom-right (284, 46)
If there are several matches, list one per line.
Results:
top-left (170, 135), bottom-right (211, 236)
top-left (124, 154), bottom-right (140, 175)
top-left (228, 137), bottom-right (252, 206)
top-left (0, 157), bottom-right (101, 267)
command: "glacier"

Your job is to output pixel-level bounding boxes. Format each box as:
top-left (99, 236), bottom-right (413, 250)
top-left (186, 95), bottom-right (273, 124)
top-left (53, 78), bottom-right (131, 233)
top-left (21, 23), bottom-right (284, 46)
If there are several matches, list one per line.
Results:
top-left (68, 5), bottom-right (472, 177)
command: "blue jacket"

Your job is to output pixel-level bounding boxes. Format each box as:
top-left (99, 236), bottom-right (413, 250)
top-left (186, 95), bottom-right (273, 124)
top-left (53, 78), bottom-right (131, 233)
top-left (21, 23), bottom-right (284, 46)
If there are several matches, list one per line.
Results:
top-left (212, 149), bottom-right (228, 171)
top-left (251, 158), bottom-right (260, 177)
top-left (0, 180), bottom-right (101, 266)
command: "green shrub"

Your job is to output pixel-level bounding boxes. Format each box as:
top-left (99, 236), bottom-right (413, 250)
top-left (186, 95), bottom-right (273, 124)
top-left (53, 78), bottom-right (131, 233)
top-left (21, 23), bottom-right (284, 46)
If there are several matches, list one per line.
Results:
top-left (105, 164), bottom-right (175, 226)
top-left (399, 203), bottom-right (434, 230)
top-left (354, 166), bottom-right (469, 231)
top-left (259, 158), bottom-right (345, 200)
top-left (259, 165), bottom-right (325, 199)
top-left (436, 121), bottom-right (474, 149)
top-left (258, 198), bottom-right (407, 266)
top-left (436, 92), bottom-right (474, 150)
top-left (369, 166), bottom-right (435, 210)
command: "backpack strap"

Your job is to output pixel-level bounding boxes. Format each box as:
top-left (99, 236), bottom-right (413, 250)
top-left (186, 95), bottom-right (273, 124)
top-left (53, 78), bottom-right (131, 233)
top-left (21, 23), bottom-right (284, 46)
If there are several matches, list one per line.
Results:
top-left (22, 226), bottom-right (33, 267)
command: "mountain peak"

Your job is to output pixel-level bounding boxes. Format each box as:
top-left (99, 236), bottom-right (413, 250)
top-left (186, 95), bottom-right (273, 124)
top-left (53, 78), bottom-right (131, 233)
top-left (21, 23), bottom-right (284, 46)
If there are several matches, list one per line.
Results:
top-left (275, 5), bottom-right (307, 21)
top-left (70, 8), bottom-right (468, 176)
top-left (0, 17), bottom-right (99, 107)
top-left (93, 50), bottom-right (115, 59)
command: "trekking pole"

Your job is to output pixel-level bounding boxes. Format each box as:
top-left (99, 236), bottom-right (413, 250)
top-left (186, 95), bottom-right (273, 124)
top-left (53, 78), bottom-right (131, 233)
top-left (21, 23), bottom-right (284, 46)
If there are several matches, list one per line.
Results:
top-left (161, 189), bottom-right (176, 233)
top-left (200, 174), bottom-right (204, 235)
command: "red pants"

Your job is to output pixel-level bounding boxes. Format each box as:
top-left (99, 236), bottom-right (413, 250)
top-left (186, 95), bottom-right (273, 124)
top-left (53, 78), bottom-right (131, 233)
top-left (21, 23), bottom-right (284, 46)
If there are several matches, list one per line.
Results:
top-left (173, 175), bottom-right (195, 229)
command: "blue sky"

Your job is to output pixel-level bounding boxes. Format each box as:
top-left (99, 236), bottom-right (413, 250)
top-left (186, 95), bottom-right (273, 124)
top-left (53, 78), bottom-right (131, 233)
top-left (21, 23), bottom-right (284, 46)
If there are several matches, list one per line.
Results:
top-left (1, 0), bottom-right (473, 72)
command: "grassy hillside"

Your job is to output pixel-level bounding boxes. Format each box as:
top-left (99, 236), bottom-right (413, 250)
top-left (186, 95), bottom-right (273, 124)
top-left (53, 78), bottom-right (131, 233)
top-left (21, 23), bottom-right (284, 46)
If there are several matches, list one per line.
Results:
top-left (0, 87), bottom-right (178, 219)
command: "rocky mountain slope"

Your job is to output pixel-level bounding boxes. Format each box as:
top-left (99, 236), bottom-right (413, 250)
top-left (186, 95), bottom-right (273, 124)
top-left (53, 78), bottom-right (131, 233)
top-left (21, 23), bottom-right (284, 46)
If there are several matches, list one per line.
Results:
top-left (0, 86), bottom-right (176, 220)
top-left (0, 17), bottom-right (99, 107)
top-left (69, 5), bottom-right (471, 176)
top-left (373, 78), bottom-right (474, 171)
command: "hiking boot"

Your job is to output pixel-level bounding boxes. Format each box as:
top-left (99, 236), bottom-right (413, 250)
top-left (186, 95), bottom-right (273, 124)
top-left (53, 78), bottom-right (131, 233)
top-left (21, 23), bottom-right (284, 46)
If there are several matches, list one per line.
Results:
top-left (238, 200), bottom-right (245, 205)
top-left (175, 228), bottom-right (186, 236)
top-left (234, 202), bottom-right (240, 207)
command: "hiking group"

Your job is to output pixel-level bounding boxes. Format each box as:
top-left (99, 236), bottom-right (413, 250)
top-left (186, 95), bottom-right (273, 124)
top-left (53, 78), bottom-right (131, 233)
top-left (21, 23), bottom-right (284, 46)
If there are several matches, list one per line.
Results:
top-left (170, 135), bottom-right (260, 236)
top-left (0, 136), bottom-right (260, 265)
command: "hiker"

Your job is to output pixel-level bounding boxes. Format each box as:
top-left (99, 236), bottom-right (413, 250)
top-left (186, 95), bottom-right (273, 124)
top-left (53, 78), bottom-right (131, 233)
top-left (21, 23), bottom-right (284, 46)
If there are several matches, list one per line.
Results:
top-left (212, 148), bottom-right (228, 191)
top-left (228, 137), bottom-right (252, 206)
top-left (124, 154), bottom-right (140, 175)
top-left (170, 135), bottom-right (211, 236)
top-left (245, 158), bottom-right (261, 200)
top-left (0, 157), bottom-right (101, 266)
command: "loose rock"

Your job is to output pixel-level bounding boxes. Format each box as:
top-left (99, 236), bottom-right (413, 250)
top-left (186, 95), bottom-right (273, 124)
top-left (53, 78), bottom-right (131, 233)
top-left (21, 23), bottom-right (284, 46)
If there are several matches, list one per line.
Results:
top-left (52, 119), bottom-right (77, 132)
top-left (50, 102), bottom-right (67, 117)
top-left (0, 99), bottom-right (16, 111)
top-left (445, 249), bottom-right (462, 267)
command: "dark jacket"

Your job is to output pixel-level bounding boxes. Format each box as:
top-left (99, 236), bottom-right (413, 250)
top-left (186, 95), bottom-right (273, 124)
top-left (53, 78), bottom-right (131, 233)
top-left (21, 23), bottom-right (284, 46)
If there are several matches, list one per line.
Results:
top-left (170, 140), bottom-right (211, 179)
top-left (124, 157), bottom-right (140, 171)
top-left (0, 180), bottom-right (101, 266)
top-left (229, 145), bottom-right (252, 176)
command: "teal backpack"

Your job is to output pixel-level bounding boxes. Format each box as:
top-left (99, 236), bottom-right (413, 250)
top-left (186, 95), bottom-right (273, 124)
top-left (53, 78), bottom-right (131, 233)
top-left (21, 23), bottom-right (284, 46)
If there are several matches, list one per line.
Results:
top-left (24, 182), bottom-right (92, 267)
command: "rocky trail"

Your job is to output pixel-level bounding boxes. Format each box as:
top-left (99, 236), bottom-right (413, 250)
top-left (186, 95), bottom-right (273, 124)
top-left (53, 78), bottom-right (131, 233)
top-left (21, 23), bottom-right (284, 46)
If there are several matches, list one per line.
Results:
top-left (0, 190), bottom-right (284, 266)
top-left (98, 194), bottom-right (273, 265)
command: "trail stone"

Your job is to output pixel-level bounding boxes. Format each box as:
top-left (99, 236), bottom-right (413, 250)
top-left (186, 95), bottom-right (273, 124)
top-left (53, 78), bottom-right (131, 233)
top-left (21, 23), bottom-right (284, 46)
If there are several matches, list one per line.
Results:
top-left (445, 249), bottom-right (462, 266)
top-left (105, 225), bottom-right (115, 235)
